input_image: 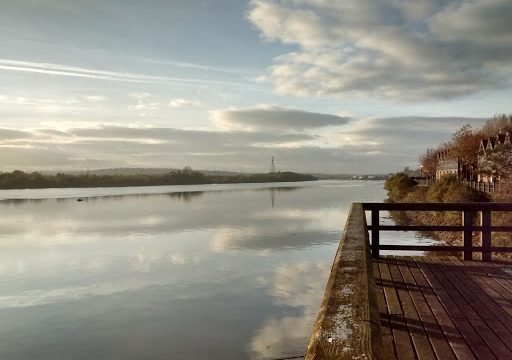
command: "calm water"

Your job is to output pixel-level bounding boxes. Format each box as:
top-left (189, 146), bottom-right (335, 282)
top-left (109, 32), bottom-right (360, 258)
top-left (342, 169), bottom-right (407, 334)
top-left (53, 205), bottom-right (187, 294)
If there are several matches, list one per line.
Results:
top-left (0, 180), bottom-right (436, 360)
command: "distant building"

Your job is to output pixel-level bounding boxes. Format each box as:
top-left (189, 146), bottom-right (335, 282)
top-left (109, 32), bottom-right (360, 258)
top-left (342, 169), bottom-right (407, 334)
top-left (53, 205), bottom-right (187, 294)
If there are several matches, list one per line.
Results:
top-left (477, 130), bottom-right (511, 183)
top-left (435, 130), bottom-right (512, 184)
top-left (436, 150), bottom-right (460, 180)
top-left (435, 150), bottom-right (475, 182)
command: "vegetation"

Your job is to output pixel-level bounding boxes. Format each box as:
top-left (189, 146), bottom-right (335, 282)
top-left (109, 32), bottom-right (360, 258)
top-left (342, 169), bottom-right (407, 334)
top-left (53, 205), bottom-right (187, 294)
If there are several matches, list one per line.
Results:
top-left (388, 114), bottom-right (512, 256)
top-left (384, 173), bottom-right (490, 248)
top-left (384, 173), bottom-right (418, 202)
top-left (479, 141), bottom-right (512, 180)
top-left (419, 114), bottom-right (512, 181)
top-left (386, 173), bottom-right (488, 203)
top-left (0, 169), bottom-right (316, 189)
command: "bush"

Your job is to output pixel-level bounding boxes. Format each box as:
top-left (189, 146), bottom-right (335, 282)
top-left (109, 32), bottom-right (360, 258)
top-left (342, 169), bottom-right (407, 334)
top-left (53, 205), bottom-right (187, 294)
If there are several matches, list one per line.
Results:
top-left (425, 175), bottom-right (488, 203)
top-left (384, 173), bottom-right (418, 201)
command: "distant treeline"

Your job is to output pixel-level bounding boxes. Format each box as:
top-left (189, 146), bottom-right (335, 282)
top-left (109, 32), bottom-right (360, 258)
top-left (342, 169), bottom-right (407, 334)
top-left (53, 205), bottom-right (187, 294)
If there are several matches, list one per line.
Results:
top-left (0, 169), bottom-right (317, 189)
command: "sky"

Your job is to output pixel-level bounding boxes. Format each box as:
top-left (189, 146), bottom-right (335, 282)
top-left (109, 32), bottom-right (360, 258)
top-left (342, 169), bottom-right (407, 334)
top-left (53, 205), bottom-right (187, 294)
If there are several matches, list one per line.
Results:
top-left (0, 0), bottom-right (511, 173)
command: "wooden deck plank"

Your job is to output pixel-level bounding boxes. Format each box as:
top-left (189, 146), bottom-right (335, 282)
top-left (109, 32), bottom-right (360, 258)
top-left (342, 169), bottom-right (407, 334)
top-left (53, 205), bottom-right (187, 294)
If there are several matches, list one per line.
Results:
top-left (398, 257), bottom-right (456, 360)
top-left (373, 256), bottom-right (512, 360)
top-left (426, 257), bottom-right (503, 359)
top-left (415, 257), bottom-right (497, 359)
top-left (435, 257), bottom-right (512, 358)
top-left (378, 258), bottom-right (416, 360)
top-left (438, 258), bottom-right (498, 321)
top-left (426, 258), bottom-right (481, 320)
top-left (390, 257), bottom-right (436, 360)
top-left (481, 262), bottom-right (512, 307)
top-left (373, 260), bottom-right (397, 359)
top-left (409, 257), bottom-right (475, 360)
top-left (448, 257), bottom-right (512, 339)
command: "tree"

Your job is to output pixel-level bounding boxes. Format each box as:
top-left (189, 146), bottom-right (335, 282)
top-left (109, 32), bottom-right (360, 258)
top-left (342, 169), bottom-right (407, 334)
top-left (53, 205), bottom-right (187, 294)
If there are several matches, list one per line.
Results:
top-left (384, 173), bottom-right (418, 201)
top-left (481, 114), bottom-right (512, 137)
top-left (479, 142), bottom-right (512, 180)
top-left (419, 148), bottom-right (438, 179)
top-left (448, 124), bottom-right (482, 165)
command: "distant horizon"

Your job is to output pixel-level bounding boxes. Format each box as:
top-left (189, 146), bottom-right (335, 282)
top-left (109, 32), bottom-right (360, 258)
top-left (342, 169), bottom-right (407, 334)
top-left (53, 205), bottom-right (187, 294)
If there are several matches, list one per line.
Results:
top-left (0, 166), bottom-right (393, 177)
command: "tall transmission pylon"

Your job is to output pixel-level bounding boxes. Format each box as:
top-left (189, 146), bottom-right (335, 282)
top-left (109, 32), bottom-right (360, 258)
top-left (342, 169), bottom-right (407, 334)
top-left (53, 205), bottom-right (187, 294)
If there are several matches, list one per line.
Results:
top-left (270, 156), bottom-right (276, 173)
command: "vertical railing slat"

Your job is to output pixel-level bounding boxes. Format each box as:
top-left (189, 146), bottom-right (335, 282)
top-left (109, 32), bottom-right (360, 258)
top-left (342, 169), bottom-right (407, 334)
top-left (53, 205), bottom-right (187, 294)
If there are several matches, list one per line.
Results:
top-left (481, 211), bottom-right (492, 262)
top-left (463, 211), bottom-right (473, 261)
top-left (371, 210), bottom-right (379, 258)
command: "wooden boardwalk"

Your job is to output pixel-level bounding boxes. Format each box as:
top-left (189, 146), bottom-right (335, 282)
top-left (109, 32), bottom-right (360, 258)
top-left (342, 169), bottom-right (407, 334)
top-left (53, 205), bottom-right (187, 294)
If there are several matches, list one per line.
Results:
top-left (374, 256), bottom-right (512, 360)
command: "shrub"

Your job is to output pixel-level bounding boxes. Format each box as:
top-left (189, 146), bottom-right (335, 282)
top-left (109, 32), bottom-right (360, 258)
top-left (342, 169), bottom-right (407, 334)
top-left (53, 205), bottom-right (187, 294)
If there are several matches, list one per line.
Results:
top-left (384, 173), bottom-right (418, 201)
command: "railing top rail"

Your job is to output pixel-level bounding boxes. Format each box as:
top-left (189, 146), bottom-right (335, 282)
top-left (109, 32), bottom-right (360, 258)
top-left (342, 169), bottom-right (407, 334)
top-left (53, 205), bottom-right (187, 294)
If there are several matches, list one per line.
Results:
top-left (305, 203), bottom-right (383, 358)
top-left (361, 202), bottom-right (512, 211)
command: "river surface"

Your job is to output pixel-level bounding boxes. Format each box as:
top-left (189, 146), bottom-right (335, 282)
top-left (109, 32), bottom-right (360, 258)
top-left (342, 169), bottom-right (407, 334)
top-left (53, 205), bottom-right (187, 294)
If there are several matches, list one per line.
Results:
top-left (0, 180), bottom-right (436, 360)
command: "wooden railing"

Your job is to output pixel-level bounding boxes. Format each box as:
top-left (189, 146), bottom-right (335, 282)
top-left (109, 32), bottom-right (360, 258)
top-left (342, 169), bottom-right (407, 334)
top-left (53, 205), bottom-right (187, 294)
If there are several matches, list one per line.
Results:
top-left (362, 202), bottom-right (512, 261)
top-left (305, 203), bottom-right (383, 359)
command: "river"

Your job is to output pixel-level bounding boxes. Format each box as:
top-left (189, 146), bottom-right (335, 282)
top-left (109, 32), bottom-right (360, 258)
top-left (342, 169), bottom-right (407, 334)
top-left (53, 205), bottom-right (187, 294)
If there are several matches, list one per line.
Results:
top-left (0, 180), bottom-right (437, 359)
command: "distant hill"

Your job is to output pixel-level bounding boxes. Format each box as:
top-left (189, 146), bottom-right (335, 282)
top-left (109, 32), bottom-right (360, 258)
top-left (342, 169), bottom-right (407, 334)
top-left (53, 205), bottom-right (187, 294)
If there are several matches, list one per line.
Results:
top-left (0, 169), bottom-right (317, 189)
top-left (43, 167), bottom-right (245, 177)
top-left (39, 168), bottom-right (390, 180)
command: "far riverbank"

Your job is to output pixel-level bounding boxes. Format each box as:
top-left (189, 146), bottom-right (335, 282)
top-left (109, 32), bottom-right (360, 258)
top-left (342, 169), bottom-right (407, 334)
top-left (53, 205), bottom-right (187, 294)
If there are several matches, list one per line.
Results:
top-left (0, 169), bottom-right (315, 190)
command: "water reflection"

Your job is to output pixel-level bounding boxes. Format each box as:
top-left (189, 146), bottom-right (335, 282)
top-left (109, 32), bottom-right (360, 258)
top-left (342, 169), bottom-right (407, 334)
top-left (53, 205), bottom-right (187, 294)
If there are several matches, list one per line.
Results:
top-left (0, 185), bottom-right (347, 248)
top-left (0, 181), bottom-right (388, 359)
top-left (212, 228), bottom-right (339, 252)
top-left (249, 262), bottom-right (330, 359)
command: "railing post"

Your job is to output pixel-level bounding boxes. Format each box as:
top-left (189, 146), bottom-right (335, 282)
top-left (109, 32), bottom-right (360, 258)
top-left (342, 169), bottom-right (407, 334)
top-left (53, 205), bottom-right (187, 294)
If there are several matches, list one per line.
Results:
top-left (481, 211), bottom-right (492, 262)
top-left (463, 211), bottom-right (473, 261)
top-left (371, 210), bottom-right (380, 258)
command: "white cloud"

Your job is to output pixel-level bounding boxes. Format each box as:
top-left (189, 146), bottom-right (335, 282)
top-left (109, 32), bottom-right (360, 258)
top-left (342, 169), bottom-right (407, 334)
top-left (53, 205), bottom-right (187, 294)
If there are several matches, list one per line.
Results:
top-left (168, 98), bottom-right (201, 108)
top-left (141, 57), bottom-right (250, 75)
top-left (212, 105), bottom-right (349, 132)
top-left (0, 58), bottom-right (251, 87)
top-left (129, 92), bottom-right (152, 100)
top-left (83, 95), bottom-right (106, 102)
top-left (0, 94), bottom-right (111, 115)
top-left (430, 0), bottom-right (512, 45)
top-left (129, 93), bottom-right (160, 116)
top-left (0, 128), bottom-right (32, 140)
top-left (0, 116), bottom-right (490, 173)
top-left (248, 0), bottom-right (512, 100)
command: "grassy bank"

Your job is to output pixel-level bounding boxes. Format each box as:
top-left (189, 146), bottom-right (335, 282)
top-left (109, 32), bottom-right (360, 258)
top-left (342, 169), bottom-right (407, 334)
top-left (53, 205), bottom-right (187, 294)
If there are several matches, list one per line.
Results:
top-left (383, 173), bottom-right (512, 257)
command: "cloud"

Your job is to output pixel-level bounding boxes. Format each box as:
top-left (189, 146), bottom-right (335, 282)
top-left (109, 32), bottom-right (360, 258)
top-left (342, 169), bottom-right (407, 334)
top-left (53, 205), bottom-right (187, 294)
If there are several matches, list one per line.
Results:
top-left (0, 116), bottom-right (489, 172)
top-left (168, 98), bottom-right (201, 108)
top-left (128, 93), bottom-right (160, 116)
top-left (341, 116), bottom-right (487, 148)
top-left (212, 105), bottom-right (349, 132)
top-left (69, 125), bottom-right (313, 145)
top-left (141, 57), bottom-right (250, 75)
top-left (0, 128), bottom-right (32, 140)
top-left (83, 95), bottom-right (106, 102)
top-left (430, 0), bottom-right (512, 46)
top-left (0, 58), bottom-right (251, 88)
top-left (247, 0), bottom-right (512, 100)
top-left (0, 94), bottom-right (104, 115)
